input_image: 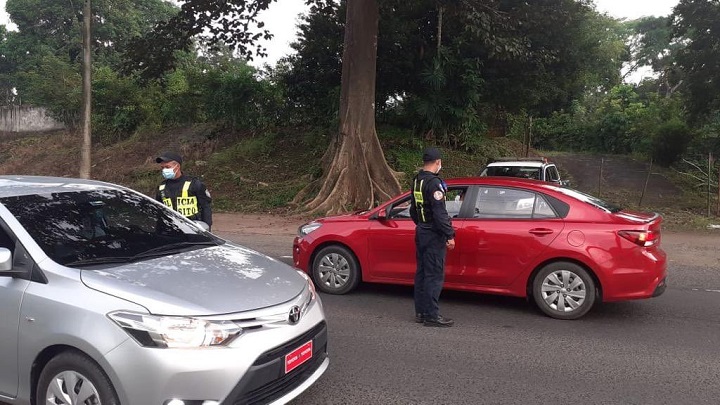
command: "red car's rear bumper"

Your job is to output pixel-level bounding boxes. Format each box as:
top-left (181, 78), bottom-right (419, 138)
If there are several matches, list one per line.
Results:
top-left (600, 248), bottom-right (667, 302)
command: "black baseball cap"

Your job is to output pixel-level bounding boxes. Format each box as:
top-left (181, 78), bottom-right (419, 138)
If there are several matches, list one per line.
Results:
top-left (156, 152), bottom-right (183, 165)
top-left (422, 147), bottom-right (442, 162)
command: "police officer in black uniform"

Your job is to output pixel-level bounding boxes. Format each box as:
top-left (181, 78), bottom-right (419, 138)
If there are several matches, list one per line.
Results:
top-left (155, 152), bottom-right (213, 230)
top-left (410, 147), bottom-right (455, 327)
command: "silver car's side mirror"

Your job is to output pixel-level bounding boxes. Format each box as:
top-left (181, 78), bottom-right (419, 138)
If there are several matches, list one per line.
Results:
top-left (0, 247), bottom-right (12, 272)
top-left (194, 220), bottom-right (210, 232)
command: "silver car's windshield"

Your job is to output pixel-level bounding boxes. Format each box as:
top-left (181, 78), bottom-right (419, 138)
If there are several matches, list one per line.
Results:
top-left (0, 189), bottom-right (221, 266)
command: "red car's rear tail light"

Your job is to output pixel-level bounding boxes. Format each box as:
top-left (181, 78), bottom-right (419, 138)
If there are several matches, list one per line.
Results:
top-left (618, 230), bottom-right (660, 247)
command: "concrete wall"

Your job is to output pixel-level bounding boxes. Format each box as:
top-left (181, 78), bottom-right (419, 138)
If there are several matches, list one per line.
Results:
top-left (0, 106), bottom-right (65, 133)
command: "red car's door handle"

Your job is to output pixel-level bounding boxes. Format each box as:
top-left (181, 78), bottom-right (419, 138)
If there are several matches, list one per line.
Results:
top-left (529, 228), bottom-right (554, 236)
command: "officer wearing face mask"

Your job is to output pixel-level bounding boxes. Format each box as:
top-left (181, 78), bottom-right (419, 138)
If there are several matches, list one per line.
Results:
top-left (409, 147), bottom-right (455, 327)
top-left (155, 152), bottom-right (213, 230)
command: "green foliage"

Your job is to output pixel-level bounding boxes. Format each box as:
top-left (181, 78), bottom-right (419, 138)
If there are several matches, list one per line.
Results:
top-left (2, 0), bottom-right (177, 126)
top-left (406, 52), bottom-right (487, 145)
top-left (120, 0), bottom-right (334, 80)
top-left (278, 2), bottom-right (343, 125)
top-left (651, 120), bottom-right (693, 167)
top-left (0, 0), bottom-right (712, 179)
top-left (92, 67), bottom-right (146, 142)
top-left (531, 84), bottom-right (689, 157)
top-left (6, 0), bottom-right (177, 67)
top-left (693, 111), bottom-right (720, 157)
top-left (159, 56), bottom-right (284, 130)
top-left (672, 0), bottom-right (720, 122)
top-left (15, 54), bottom-right (82, 125)
top-left (623, 17), bottom-right (678, 81)
top-left (282, 0), bottom-right (623, 145)
top-left (379, 126), bottom-right (424, 179)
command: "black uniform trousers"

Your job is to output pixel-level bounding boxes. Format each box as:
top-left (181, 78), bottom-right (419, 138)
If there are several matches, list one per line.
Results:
top-left (414, 225), bottom-right (447, 318)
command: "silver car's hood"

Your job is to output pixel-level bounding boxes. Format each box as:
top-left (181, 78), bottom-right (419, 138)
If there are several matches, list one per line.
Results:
top-left (80, 243), bottom-right (305, 316)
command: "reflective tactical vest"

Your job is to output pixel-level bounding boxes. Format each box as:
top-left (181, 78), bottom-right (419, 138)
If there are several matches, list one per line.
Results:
top-left (413, 177), bottom-right (431, 223)
top-left (159, 181), bottom-right (199, 218)
top-left (413, 174), bottom-right (448, 224)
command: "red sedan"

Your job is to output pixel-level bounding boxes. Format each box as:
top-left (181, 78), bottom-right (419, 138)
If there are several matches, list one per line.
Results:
top-left (293, 177), bottom-right (667, 320)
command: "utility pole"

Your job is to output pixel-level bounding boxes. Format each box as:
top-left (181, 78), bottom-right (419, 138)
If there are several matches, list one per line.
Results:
top-left (79, 0), bottom-right (92, 179)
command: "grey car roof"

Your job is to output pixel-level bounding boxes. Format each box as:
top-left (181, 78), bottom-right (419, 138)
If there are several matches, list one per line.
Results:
top-left (0, 175), bottom-right (119, 198)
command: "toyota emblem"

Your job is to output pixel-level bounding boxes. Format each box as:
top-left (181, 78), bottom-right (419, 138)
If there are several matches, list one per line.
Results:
top-left (288, 305), bottom-right (301, 324)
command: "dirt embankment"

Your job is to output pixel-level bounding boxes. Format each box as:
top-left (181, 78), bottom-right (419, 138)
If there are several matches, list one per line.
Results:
top-left (550, 154), bottom-right (682, 207)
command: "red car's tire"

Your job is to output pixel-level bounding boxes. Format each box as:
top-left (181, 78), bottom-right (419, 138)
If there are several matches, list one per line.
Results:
top-left (532, 261), bottom-right (596, 320)
top-left (311, 245), bottom-right (361, 295)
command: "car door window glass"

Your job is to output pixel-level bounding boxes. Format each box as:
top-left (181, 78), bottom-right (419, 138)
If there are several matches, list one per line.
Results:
top-left (473, 187), bottom-right (535, 219)
top-left (445, 187), bottom-right (468, 218)
top-left (390, 187), bottom-right (468, 219)
top-left (389, 197), bottom-right (412, 219)
top-left (533, 194), bottom-right (558, 218)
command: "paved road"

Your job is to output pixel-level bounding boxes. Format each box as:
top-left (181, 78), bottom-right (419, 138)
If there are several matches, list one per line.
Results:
top-left (218, 230), bottom-right (720, 405)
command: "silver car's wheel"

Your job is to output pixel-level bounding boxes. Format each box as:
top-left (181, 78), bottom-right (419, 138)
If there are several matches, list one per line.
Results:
top-left (312, 245), bottom-right (360, 294)
top-left (532, 261), bottom-right (596, 320)
top-left (37, 352), bottom-right (119, 405)
top-left (45, 371), bottom-right (100, 405)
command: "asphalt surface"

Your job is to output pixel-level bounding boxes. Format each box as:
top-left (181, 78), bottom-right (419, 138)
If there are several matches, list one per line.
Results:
top-left (220, 231), bottom-right (720, 405)
top-left (3, 230), bottom-right (715, 405)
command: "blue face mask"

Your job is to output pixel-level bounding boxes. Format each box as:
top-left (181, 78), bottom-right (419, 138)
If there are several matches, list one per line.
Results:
top-left (162, 168), bottom-right (176, 179)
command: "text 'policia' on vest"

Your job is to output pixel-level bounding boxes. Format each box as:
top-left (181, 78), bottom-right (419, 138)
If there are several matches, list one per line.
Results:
top-left (159, 181), bottom-right (198, 217)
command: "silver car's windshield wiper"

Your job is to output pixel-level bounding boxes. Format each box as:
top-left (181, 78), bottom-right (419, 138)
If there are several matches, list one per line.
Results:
top-left (132, 241), bottom-right (220, 259)
top-left (64, 257), bottom-right (134, 267)
top-left (63, 241), bottom-right (221, 267)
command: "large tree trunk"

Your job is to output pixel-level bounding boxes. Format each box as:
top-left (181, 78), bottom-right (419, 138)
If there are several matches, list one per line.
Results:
top-left (295, 0), bottom-right (401, 215)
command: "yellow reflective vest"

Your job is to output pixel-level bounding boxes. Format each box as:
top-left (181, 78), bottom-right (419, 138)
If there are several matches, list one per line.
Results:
top-left (158, 181), bottom-right (199, 218)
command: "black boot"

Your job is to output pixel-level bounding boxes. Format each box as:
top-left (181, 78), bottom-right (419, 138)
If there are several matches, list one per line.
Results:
top-left (424, 315), bottom-right (454, 327)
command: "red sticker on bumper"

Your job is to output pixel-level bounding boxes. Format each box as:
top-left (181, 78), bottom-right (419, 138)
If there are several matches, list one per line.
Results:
top-left (285, 340), bottom-right (313, 374)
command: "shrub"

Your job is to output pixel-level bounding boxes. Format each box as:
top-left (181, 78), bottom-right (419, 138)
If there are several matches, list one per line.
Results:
top-left (652, 120), bottom-right (693, 167)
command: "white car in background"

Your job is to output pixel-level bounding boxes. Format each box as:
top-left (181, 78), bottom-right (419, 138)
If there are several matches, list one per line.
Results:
top-left (480, 157), bottom-right (569, 186)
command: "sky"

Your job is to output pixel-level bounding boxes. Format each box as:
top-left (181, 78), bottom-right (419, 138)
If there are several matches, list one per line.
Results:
top-left (1, 0), bottom-right (680, 67)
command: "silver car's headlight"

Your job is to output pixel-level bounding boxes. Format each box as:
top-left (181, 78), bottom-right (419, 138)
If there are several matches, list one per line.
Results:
top-left (298, 222), bottom-right (322, 236)
top-left (108, 311), bottom-right (242, 348)
top-left (297, 269), bottom-right (317, 302)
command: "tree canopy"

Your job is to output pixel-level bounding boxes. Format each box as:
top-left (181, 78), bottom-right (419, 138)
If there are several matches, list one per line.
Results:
top-left (281, 0), bottom-right (626, 140)
top-left (1, 0), bottom-right (717, 197)
top-left (672, 0), bottom-right (720, 121)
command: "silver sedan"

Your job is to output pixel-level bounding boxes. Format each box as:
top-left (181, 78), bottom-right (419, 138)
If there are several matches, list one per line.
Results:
top-left (0, 176), bottom-right (328, 405)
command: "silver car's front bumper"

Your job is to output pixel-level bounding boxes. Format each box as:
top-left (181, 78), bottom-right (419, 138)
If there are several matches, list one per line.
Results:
top-left (100, 298), bottom-right (328, 405)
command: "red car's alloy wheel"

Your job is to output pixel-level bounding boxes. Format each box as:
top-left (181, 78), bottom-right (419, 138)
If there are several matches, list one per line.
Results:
top-left (312, 245), bottom-right (360, 294)
top-left (533, 261), bottom-right (596, 320)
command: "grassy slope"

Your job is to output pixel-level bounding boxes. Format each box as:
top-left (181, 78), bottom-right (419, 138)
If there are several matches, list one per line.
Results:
top-left (0, 126), bottom-right (715, 230)
top-left (0, 126), bottom-right (523, 209)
